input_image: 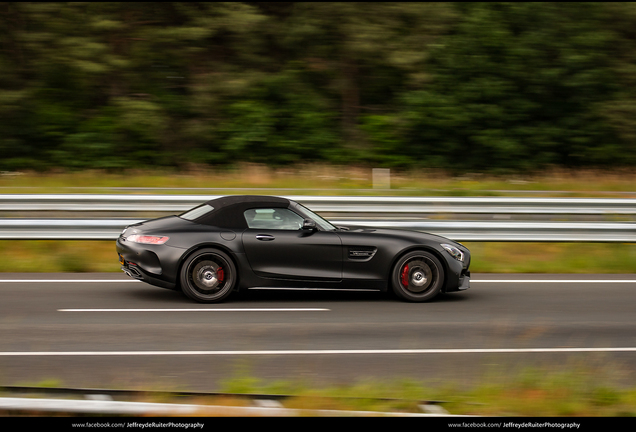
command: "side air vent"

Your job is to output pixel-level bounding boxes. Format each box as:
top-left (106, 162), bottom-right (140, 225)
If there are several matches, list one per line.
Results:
top-left (348, 247), bottom-right (377, 261)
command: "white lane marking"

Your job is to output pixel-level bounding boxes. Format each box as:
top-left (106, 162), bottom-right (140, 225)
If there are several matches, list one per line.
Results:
top-left (1, 347), bottom-right (636, 356)
top-left (58, 308), bottom-right (330, 312)
top-left (472, 280), bottom-right (636, 283)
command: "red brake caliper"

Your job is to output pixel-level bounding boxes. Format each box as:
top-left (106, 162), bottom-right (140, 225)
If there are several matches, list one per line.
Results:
top-left (400, 264), bottom-right (409, 287)
top-left (217, 267), bottom-right (225, 282)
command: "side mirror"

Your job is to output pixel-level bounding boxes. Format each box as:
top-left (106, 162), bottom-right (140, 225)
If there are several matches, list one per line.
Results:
top-left (302, 218), bottom-right (317, 230)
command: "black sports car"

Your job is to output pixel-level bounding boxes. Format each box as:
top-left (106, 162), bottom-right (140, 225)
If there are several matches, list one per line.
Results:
top-left (116, 195), bottom-right (471, 303)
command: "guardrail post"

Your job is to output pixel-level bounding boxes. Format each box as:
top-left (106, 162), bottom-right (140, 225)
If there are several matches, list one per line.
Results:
top-left (372, 168), bottom-right (390, 189)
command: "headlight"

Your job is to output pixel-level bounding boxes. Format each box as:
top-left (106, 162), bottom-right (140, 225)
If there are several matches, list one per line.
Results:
top-left (441, 244), bottom-right (464, 262)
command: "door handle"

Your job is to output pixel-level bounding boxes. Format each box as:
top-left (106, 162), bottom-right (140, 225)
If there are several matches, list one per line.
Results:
top-left (256, 234), bottom-right (275, 241)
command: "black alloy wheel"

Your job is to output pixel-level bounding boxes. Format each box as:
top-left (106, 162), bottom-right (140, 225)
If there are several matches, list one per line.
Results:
top-left (391, 250), bottom-right (444, 302)
top-left (180, 248), bottom-right (237, 303)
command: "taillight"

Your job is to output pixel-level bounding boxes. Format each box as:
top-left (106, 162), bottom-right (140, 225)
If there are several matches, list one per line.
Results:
top-left (126, 235), bottom-right (170, 245)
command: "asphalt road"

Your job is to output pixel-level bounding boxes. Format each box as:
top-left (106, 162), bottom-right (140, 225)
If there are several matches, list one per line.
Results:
top-left (1, 273), bottom-right (635, 392)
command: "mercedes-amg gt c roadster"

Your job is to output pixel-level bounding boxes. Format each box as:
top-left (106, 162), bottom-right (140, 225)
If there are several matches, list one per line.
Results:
top-left (116, 195), bottom-right (471, 303)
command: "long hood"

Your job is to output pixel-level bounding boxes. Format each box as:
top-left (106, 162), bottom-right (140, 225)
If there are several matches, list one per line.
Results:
top-left (339, 225), bottom-right (459, 246)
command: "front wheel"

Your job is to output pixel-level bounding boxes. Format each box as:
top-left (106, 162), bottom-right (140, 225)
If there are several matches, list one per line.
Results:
top-left (391, 251), bottom-right (445, 302)
top-left (180, 248), bottom-right (237, 303)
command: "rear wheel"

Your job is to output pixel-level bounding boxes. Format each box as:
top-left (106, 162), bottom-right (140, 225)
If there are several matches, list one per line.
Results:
top-left (391, 250), bottom-right (444, 302)
top-left (180, 248), bottom-right (236, 303)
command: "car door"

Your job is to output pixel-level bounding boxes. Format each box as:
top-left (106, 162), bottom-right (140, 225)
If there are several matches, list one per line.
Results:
top-left (241, 207), bottom-right (342, 282)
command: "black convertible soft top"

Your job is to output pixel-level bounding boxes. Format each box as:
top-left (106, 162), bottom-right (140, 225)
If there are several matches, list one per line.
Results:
top-left (192, 195), bottom-right (291, 229)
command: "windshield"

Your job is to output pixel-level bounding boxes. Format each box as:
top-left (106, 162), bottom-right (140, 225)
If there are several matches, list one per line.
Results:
top-left (294, 203), bottom-right (337, 231)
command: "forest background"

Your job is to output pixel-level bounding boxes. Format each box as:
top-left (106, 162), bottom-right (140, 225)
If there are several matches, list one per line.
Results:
top-left (2, 2), bottom-right (636, 173)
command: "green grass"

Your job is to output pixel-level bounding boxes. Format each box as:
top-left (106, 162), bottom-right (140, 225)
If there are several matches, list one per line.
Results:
top-left (2, 165), bottom-right (636, 196)
top-left (465, 242), bottom-right (636, 274)
top-left (9, 360), bottom-right (636, 416)
top-left (0, 241), bottom-right (120, 273)
top-left (213, 360), bottom-right (636, 416)
top-left (0, 240), bottom-right (633, 273)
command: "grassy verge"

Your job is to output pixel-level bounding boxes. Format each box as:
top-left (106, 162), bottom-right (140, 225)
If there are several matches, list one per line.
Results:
top-left (1, 165), bottom-right (636, 196)
top-left (0, 240), bottom-right (634, 273)
top-left (15, 360), bottom-right (636, 416)
top-left (214, 362), bottom-right (636, 416)
top-left (465, 242), bottom-right (636, 274)
top-left (0, 241), bottom-right (119, 273)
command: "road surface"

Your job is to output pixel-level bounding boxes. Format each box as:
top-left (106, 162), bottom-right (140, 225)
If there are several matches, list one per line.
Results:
top-left (0, 273), bottom-right (635, 391)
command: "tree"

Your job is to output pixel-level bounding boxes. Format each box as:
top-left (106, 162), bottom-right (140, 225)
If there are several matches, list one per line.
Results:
top-left (398, 2), bottom-right (628, 172)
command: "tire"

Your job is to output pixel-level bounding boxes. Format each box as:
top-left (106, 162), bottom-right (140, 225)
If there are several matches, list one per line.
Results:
top-left (391, 250), bottom-right (445, 302)
top-left (180, 248), bottom-right (237, 303)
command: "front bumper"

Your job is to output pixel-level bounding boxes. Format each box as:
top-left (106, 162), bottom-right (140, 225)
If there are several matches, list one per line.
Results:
top-left (458, 270), bottom-right (470, 291)
top-left (442, 243), bottom-right (471, 293)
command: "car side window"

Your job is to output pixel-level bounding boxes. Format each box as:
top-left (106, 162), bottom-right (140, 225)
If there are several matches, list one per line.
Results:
top-left (244, 208), bottom-right (304, 230)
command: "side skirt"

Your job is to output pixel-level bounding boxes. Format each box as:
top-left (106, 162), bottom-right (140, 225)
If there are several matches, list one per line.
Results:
top-left (247, 287), bottom-right (381, 292)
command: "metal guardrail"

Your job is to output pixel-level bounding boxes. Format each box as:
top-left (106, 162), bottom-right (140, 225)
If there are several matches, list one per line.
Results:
top-left (0, 219), bottom-right (634, 242)
top-left (2, 194), bottom-right (636, 214)
top-left (0, 396), bottom-right (453, 416)
top-left (0, 385), bottom-right (453, 416)
top-left (0, 194), bottom-right (635, 241)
